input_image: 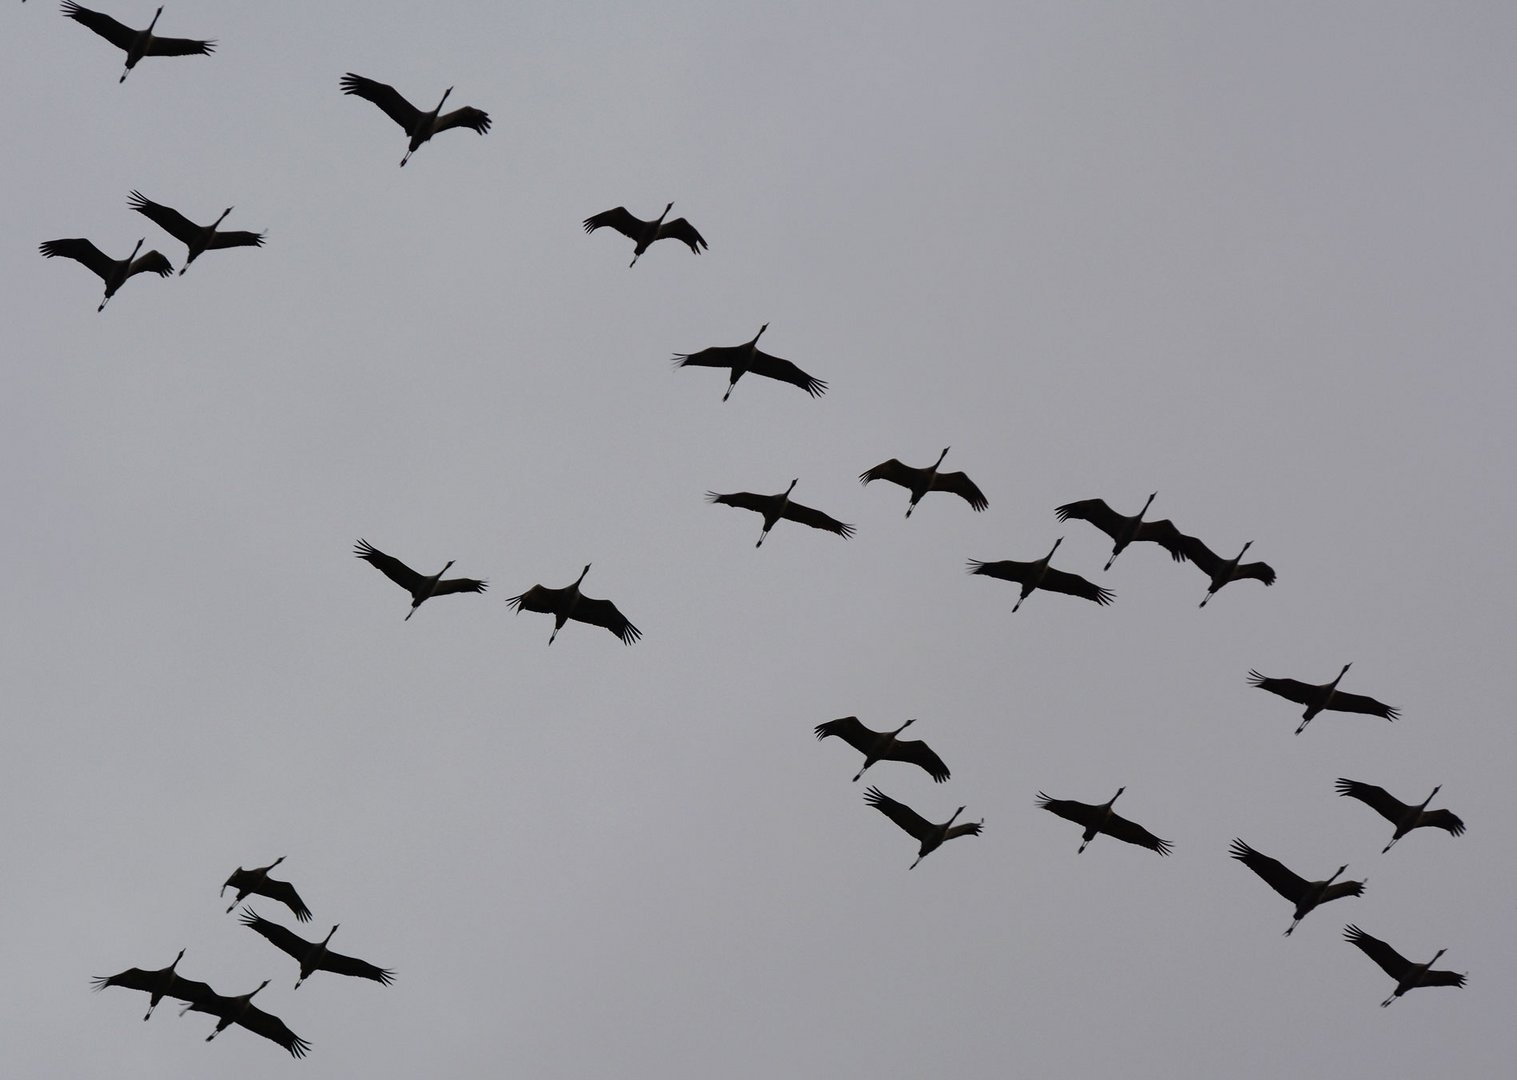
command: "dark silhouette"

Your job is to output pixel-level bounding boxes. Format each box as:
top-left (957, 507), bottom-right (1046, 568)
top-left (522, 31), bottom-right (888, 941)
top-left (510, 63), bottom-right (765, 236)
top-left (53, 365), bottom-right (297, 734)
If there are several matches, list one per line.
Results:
top-left (39, 237), bottom-right (172, 311)
top-left (860, 447), bottom-right (988, 518)
top-left (179, 980), bottom-right (311, 1057)
top-left (222, 856), bottom-right (311, 921)
top-left (1054, 493), bottom-right (1188, 570)
top-left (61, 3), bottom-right (214, 82)
top-left (1037, 787), bottom-right (1171, 855)
top-left (91, 949), bottom-right (215, 1020)
top-left (1228, 839), bottom-right (1364, 936)
top-left (340, 73), bottom-right (490, 166)
top-left (1249, 664), bottom-right (1398, 734)
top-left (706, 479), bottom-right (855, 547)
top-left (967, 538), bottom-right (1113, 612)
top-left (1343, 925), bottom-right (1465, 1007)
top-left (354, 539), bottom-right (487, 620)
top-left (1335, 779), bottom-right (1464, 853)
top-left (863, 786), bottom-right (982, 869)
top-left (815, 717), bottom-right (949, 783)
top-left (240, 908), bottom-right (394, 989)
top-left (127, 191), bottom-right (264, 274)
top-left (506, 564), bottom-right (640, 644)
top-left (674, 324), bottom-right (826, 401)
top-left (1172, 536), bottom-right (1275, 606)
top-left (583, 203), bottom-right (707, 266)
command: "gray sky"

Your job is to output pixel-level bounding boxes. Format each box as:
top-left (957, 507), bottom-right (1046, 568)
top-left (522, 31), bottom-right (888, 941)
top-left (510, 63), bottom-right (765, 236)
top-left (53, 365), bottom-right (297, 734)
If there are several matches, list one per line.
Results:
top-left (4, 2), bottom-right (1515, 1077)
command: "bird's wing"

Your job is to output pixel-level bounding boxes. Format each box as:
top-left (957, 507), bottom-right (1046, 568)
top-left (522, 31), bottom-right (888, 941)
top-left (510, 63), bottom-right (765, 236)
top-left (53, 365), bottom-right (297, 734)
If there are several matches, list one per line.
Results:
top-left (143, 33), bottom-right (215, 58)
top-left (261, 878), bottom-right (313, 922)
top-left (887, 738), bottom-right (951, 783)
top-left (862, 786), bottom-right (933, 842)
top-left (573, 596), bottom-right (641, 644)
top-left (205, 229), bottom-right (267, 250)
top-left (1038, 568), bottom-right (1115, 606)
top-left (1423, 808), bottom-right (1465, 837)
top-left (1247, 671), bottom-right (1317, 706)
top-left (672, 345), bottom-right (744, 370)
top-left (318, 949), bottom-right (395, 986)
top-left (930, 471), bottom-right (988, 511)
top-left (430, 576), bottom-right (488, 597)
top-left (705, 491), bottom-right (775, 515)
top-left (858, 459), bottom-right (915, 488)
top-left (1334, 779), bottom-right (1407, 823)
top-left (60, 2), bottom-right (136, 49)
top-left (505, 583), bottom-right (567, 615)
top-left (1328, 691), bottom-right (1399, 721)
top-left (1343, 924), bottom-right (1412, 979)
top-left (1172, 534), bottom-right (1221, 573)
top-left (1419, 968), bottom-right (1467, 990)
top-left (129, 250), bottom-right (174, 278)
top-left (583, 207), bottom-right (644, 239)
top-left (749, 350), bottom-right (827, 397)
top-left (39, 237), bottom-right (113, 279)
top-left (814, 716), bottom-right (876, 751)
top-left (1323, 879), bottom-right (1367, 903)
top-left (222, 867), bottom-right (250, 893)
top-left (236, 1003), bottom-right (312, 1058)
top-left (435, 105), bottom-right (491, 136)
top-left (1237, 560), bottom-right (1277, 586)
top-left (781, 500), bottom-right (855, 539)
top-left (340, 73), bottom-right (422, 132)
top-left (91, 966), bottom-right (163, 995)
top-left (354, 539), bottom-right (425, 592)
top-left (1228, 839), bottom-right (1308, 901)
top-left (967, 558), bottom-right (1031, 584)
top-left (661, 217), bottom-right (707, 253)
top-left (1103, 811), bottom-right (1172, 855)
top-left (1053, 498), bottom-right (1124, 538)
top-left (1036, 793), bottom-right (1096, 827)
top-left (127, 191), bottom-right (199, 243)
top-left (238, 908), bottom-right (312, 961)
top-left (945, 820), bottom-right (983, 840)
top-left (1133, 518), bottom-right (1189, 559)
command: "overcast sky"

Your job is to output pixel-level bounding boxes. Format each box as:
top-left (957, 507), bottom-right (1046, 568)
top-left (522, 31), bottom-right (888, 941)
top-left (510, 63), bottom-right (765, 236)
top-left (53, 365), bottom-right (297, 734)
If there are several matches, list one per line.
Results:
top-left (4, 2), bottom-right (1515, 1077)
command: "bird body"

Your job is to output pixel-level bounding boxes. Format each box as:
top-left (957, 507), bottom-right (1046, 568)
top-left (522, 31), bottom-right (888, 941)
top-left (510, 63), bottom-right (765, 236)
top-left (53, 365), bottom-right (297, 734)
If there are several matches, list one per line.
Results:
top-left (1037, 787), bottom-right (1171, 855)
top-left (354, 539), bottom-right (486, 620)
top-left (1343, 925), bottom-right (1465, 1007)
top-left (180, 980), bottom-right (311, 1057)
top-left (706, 479), bottom-right (855, 547)
top-left (1335, 779), bottom-right (1464, 852)
top-left (674, 324), bottom-right (826, 401)
top-left (240, 908), bottom-right (394, 989)
top-left (860, 447), bottom-right (987, 518)
top-left (127, 191), bottom-right (264, 274)
top-left (222, 856), bottom-right (311, 921)
top-left (815, 717), bottom-right (949, 783)
top-left (1249, 664), bottom-right (1398, 734)
top-left (91, 949), bottom-right (215, 1020)
top-left (39, 237), bottom-right (172, 310)
top-left (506, 564), bottom-right (640, 644)
top-left (340, 73), bottom-right (490, 166)
top-left (61, 3), bottom-right (214, 82)
top-left (1228, 839), bottom-right (1363, 935)
top-left (1054, 493), bottom-right (1187, 570)
top-left (1173, 536), bottom-right (1275, 606)
top-left (967, 538), bottom-right (1113, 612)
top-left (584, 202), bottom-right (707, 266)
top-left (863, 786), bottom-right (982, 868)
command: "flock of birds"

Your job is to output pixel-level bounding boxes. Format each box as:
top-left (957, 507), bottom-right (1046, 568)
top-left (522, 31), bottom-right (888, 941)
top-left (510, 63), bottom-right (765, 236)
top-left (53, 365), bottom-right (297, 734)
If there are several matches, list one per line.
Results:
top-left (94, 858), bottom-right (392, 1057)
top-left (39, 2), bottom-right (1472, 1060)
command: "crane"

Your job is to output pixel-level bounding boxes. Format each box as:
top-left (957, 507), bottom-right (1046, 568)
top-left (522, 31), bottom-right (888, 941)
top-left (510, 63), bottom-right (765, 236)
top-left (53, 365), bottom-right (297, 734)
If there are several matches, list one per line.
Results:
top-left (859, 447), bottom-right (988, 518)
top-left (583, 203), bottom-right (707, 266)
top-left (61, 3), bottom-right (214, 82)
top-left (340, 73), bottom-right (491, 166)
top-left (706, 479), bottom-right (855, 547)
top-left (1172, 536), bottom-right (1275, 606)
top-left (354, 539), bottom-right (487, 620)
top-left (673, 324), bottom-right (826, 401)
top-left (222, 856), bottom-right (311, 921)
top-left (1335, 779), bottom-right (1464, 852)
top-left (862, 786), bottom-right (982, 869)
top-left (1054, 493), bottom-right (1188, 570)
top-left (1227, 839), bottom-right (1364, 936)
top-left (239, 908), bottom-right (394, 989)
top-left (91, 949), bottom-right (214, 1020)
top-left (967, 538), bottom-right (1114, 612)
top-left (1037, 787), bottom-right (1171, 855)
top-left (506, 564), bottom-right (640, 644)
top-left (1342, 925), bottom-right (1465, 1007)
top-left (180, 980), bottom-right (311, 1057)
top-left (815, 717), bottom-right (949, 783)
top-left (39, 237), bottom-right (172, 311)
top-left (1248, 664), bottom-right (1399, 734)
top-left (127, 190), bottom-right (264, 274)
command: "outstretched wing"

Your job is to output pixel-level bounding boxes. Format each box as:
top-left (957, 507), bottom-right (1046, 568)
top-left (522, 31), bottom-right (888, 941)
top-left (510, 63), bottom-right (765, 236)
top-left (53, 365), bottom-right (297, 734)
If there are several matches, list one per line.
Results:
top-left (144, 33), bottom-right (215, 58)
top-left (1236, 560), bottom-right (1277, 586)
top-left (1422, 808), bottom-right (1465, 837)
top-left (1054, 498), bottom-right (1126, 538)
top-left (39, 237), bottom-right (113, 280)
top-left (1039, 568), bottom-right (1115, 606)
top-left (1419, 967), bottom-right (1467, 990)
top-left (1334, 778), bottom-right (1406, 823)
top-left (239, 908), bottom-right (313, 962)
top-left (260, 878), bottom-right (312, 922)
top-left (128, 250), bottom-right (174, 278)
top-left (706, 490), bottom-right (769, 514)
top-left (340, 73), bottom-right (422, 132)
top-left (431, 575), bottom-right (488, 597)
top-left (1343, 924), bottom-right (1413, 979)
top-left (128, 191), bottom-right (200, 243)
top-left (1103, 811), bottom-right (1172, 855)
top-left (781, 500), bottom-right (855, 538)
top-left (858, 459), bottom-right (916, 489)
top-left (886, 738), bottom-right (951, 783)
top-left (749, 350), bottom-right (827, 397)
top-left (60, 2), bottom-right (136, 49)
top-left (1036, 793), bottom-right (1096, 828)
top-left (1172, 534), bottom-right (1221, 572)
top-left (814, 716), bottom-right (877, 751)
top-left (436, 105), bottom-right (491, 136)
top-left (206, 229), bottom-right (267, 251)
top-left (967, 558), bottom-right (1032, 584)
top-left (574, 596), bottom-right (641, 644)
top-left (1328, 690), bottom-right (1399, 721)
top-left (863, 786), bottom-right (933, 842)
top-left (582, 206), bottom-right (644, 240)
top-left (236, 1002), bottom-right (312, 1058)
top-left (673, 344), bottom-right (747, 371)
top-left (930, 471), bottom-right (988, 511)
top-left (354, 539), bottom-right (425, 592)
top-left (661, 217), bottom-right (707, 254)
top-left (505, 583), bottom-right (568, 615)
top-left (1132, 518), bottom-right (1188, 559)
top-left (1229, 838), bottom-right (1308, 902)
top-left (1248, 671), bottom-right (1318, 706)
top-left (320, 948), bottom-right (395, 986)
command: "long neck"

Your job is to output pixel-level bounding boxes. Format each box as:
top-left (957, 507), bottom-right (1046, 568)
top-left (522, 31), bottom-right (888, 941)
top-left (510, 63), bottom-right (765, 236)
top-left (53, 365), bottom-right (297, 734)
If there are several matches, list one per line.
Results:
top-left (572, 565), bottom-right (590, 595)
top-left (943, 807), bottom-right (964, 829)
top-left (655, 203), bottom-right (672, 227)
top-left (433, 87), bottom-right (453, 116)
top-left (147, 7), bottom-right (163, 33)
top-left (1324, 865), bottom-right (1346, 886)
top-left (1138, 492), bottom-right (1156, 519)
top-left (213, 208), bottom-right (233, 230)
top-left (751, 324), bottom-right (768, 353)
top-left (127, 237), bottom-right (145, 265)
top-left (1419, 785), bottom-right (1441, 810)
